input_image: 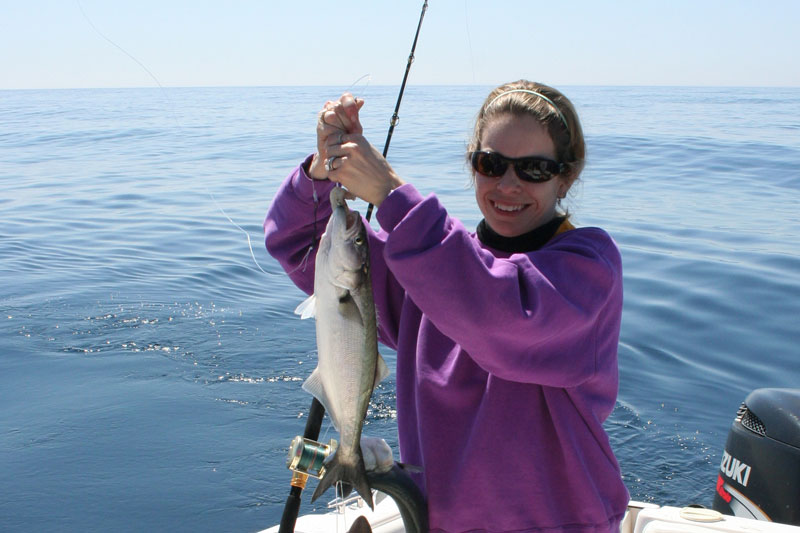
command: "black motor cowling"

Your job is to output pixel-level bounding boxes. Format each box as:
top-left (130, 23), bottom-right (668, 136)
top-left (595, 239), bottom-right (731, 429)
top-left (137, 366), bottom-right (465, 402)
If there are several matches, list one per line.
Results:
top-left (712, 388), bottom-right (800, 525)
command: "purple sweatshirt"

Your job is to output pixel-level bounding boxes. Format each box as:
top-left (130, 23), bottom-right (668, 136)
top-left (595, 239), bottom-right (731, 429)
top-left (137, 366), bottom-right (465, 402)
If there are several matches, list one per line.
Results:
top-left (264, 158), bottom-right (629, 533)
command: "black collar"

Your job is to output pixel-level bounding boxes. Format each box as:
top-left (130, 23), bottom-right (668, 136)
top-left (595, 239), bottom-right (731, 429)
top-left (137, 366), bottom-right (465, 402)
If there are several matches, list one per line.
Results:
top-left (477, 216), bottom-right (566, 253)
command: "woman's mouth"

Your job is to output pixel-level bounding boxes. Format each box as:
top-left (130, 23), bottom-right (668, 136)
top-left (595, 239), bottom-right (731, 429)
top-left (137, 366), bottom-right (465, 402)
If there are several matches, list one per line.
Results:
top-left (492, 201), bottom-right (526, 213)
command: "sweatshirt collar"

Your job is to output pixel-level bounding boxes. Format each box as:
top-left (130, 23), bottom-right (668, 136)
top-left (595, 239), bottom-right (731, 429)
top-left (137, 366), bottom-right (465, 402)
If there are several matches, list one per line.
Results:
top-left (477, 216), bottom-right (572, 253)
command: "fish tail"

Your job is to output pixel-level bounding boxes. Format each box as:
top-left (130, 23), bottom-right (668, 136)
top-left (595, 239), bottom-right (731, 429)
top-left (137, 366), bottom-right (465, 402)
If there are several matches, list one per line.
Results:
top-left (311, 453), bottom-right (374, 510)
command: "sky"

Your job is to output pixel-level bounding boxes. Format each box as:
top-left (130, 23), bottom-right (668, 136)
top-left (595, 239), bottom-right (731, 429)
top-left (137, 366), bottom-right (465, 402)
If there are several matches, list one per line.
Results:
top-left (1, 0), bottom-right (799, 90)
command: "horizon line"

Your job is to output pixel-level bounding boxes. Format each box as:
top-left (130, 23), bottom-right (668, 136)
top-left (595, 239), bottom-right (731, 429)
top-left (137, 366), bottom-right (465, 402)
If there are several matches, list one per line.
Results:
top-left (3, 82), bottom-right (799, 92)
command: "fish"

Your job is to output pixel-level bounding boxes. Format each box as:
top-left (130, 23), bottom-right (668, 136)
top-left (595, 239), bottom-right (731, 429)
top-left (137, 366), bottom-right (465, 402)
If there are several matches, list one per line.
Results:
top-left (295, 186), bottom-right (389, 509)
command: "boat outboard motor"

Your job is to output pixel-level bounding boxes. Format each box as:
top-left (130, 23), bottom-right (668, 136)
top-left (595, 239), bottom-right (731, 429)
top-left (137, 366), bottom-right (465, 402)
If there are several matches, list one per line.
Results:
top-left (712, 388), bottom-right (800, 525)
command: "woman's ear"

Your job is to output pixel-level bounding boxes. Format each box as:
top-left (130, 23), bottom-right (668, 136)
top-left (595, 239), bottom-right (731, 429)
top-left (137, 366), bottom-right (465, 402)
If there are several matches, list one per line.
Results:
top-left (558, 174), bottom-right (576, 198)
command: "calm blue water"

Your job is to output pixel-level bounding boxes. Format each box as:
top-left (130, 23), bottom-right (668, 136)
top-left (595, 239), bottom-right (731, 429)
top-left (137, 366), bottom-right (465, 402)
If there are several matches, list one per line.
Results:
top-left (1, 85), bottom-right (799, 531)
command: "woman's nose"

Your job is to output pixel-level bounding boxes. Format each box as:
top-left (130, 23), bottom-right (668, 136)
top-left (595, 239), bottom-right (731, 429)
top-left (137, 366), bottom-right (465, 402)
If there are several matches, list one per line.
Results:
top-left (496, 166), bottom-right (522, 191)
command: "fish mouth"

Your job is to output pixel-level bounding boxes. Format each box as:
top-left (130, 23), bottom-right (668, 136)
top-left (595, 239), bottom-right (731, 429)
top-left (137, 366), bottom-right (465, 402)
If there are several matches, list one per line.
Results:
top-left (329, 188), bottom-right (361, 235)
top-left (334, 197), bottom-right (359, 231)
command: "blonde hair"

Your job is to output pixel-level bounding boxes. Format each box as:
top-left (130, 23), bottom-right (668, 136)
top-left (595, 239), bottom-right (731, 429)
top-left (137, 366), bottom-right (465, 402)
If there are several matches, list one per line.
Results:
top-left (469, 80), bottom-right (585, 181)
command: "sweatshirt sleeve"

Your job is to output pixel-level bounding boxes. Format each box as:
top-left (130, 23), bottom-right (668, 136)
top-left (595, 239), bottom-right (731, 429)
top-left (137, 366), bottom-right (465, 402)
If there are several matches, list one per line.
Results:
top-left (376, 184), bottom-right (623, 388)
top-left (263, 155), bottom-right (336, 295)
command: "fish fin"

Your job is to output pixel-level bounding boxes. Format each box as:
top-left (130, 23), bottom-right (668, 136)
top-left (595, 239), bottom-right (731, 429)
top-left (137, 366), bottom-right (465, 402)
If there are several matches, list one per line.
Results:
top-left (375, 353), bottom-right (390, 385)
top-left (301, 368), bottom-right (339, 432)
top-left (311, 449), bottom-right (374, 510)
top-left (294, 294), bottom-right (316, 319)
top-left (346, 516), bottom-right (373, 533)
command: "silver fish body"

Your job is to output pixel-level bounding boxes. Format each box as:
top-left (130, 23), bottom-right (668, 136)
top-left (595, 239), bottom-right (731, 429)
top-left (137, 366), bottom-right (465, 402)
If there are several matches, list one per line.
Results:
top-left (295, 187), bottom-right (388, 509)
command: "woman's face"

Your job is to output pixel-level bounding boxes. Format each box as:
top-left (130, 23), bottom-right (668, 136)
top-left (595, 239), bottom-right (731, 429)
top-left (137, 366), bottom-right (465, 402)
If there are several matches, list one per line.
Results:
top-left (475, 114), bottom-right (569, 238)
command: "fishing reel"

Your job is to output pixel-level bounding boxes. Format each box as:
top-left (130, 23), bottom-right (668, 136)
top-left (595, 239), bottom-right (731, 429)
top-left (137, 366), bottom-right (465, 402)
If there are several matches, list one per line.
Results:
top-left (283, 434), bottom-right (429, 533)
top-left (286, 436), bottom-right (338, 488)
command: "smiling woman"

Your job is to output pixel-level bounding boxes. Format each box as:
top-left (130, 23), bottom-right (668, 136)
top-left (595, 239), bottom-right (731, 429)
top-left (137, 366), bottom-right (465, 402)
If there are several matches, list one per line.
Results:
top-left (472, 113), bottom-right (567, 237)
top-left (466, 81), bottom-right (588, 252)
top-left (264, 79), bottom-right (628, 532)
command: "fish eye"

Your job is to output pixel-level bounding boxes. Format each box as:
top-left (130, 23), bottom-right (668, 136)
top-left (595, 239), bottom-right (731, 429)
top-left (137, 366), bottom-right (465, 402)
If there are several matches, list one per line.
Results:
top-left (355, 236), bottom-right (364, 245)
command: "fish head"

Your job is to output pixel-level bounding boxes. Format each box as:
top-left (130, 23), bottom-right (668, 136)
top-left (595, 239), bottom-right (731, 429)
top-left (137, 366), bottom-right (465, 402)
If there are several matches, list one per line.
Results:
top-left (322, 188), bottom-right (369, 291)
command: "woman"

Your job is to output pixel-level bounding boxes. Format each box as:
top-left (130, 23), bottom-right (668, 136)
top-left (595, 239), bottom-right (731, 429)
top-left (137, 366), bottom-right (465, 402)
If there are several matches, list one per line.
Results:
top-left (265, 80), bottom-right (629, 532)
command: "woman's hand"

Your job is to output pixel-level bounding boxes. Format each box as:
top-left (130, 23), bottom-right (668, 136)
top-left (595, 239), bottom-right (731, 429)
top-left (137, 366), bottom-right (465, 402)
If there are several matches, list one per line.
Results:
top-left (325, 131), bottom-right (404, 206)
top-left (308, 93), bottom-right (404, 205)
top-left (307, 93), bottom-right (364, 180)
top-left (315, 94), bottom-right (404, 205)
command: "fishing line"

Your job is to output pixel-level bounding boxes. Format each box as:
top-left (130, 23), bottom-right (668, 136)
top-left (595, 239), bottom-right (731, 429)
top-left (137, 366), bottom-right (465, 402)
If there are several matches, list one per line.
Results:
top-left (76, 0), bottom-right (161, 88)
top-left (76, 0), bottom-right (182, 130)
top-left (208, 68), bottom-right (369, 279)
top-left (77, 1), bottom-right (373, 280)
top-left (208, 191), bottom-right (272, 275)
top-left (344, 74), bottom-right (373, 96)
top-left (195, 70), bottom-right (372, 280)
top-left (463, 0), bottom-right (477, 84)
top-left (213, 72), bottom-right (372, 278)
top-left (77, 1), bottom-right (279, 276)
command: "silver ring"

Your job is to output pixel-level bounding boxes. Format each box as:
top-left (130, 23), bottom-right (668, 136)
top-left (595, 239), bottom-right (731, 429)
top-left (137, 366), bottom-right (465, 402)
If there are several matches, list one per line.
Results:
top-left (325, 155), bottom-right (337, 172)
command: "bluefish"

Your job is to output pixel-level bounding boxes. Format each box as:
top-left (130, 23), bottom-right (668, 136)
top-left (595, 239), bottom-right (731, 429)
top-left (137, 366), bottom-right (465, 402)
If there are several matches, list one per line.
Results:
top-left (295, 187), bottom-right (389, 509)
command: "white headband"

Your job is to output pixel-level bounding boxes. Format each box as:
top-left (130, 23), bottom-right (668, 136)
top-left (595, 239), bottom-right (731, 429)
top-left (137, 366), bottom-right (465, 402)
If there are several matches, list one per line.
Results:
top-left (488, 89), bottom-right (570, 133)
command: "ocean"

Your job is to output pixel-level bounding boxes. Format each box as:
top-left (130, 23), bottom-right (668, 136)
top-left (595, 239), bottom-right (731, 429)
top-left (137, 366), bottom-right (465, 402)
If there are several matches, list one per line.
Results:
top-left (1, 85), bottom-right (798, 531)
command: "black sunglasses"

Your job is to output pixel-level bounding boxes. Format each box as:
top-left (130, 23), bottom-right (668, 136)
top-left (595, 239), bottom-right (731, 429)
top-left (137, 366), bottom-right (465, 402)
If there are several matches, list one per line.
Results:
top-left (469, 151), bottom-right (565, 183)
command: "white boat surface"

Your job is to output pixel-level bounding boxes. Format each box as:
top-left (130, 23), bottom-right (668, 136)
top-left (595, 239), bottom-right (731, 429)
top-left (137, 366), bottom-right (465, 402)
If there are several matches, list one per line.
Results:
top-left (261, 494), bottom-right (800, 533)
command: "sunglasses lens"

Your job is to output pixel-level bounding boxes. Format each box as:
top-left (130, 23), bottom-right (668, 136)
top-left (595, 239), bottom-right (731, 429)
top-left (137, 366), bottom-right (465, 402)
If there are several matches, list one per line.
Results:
top-left (472, 152), bottom-right (506, 177)
top-left (515, 159), bottom-right (553, 182)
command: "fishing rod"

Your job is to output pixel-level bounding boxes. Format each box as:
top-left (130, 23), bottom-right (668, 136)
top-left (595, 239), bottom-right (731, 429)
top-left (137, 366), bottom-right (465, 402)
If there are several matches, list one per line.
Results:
top-left (277, 3), bottom-right (428, 532)
top-left (365, 0), bottom-right (428, 223)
